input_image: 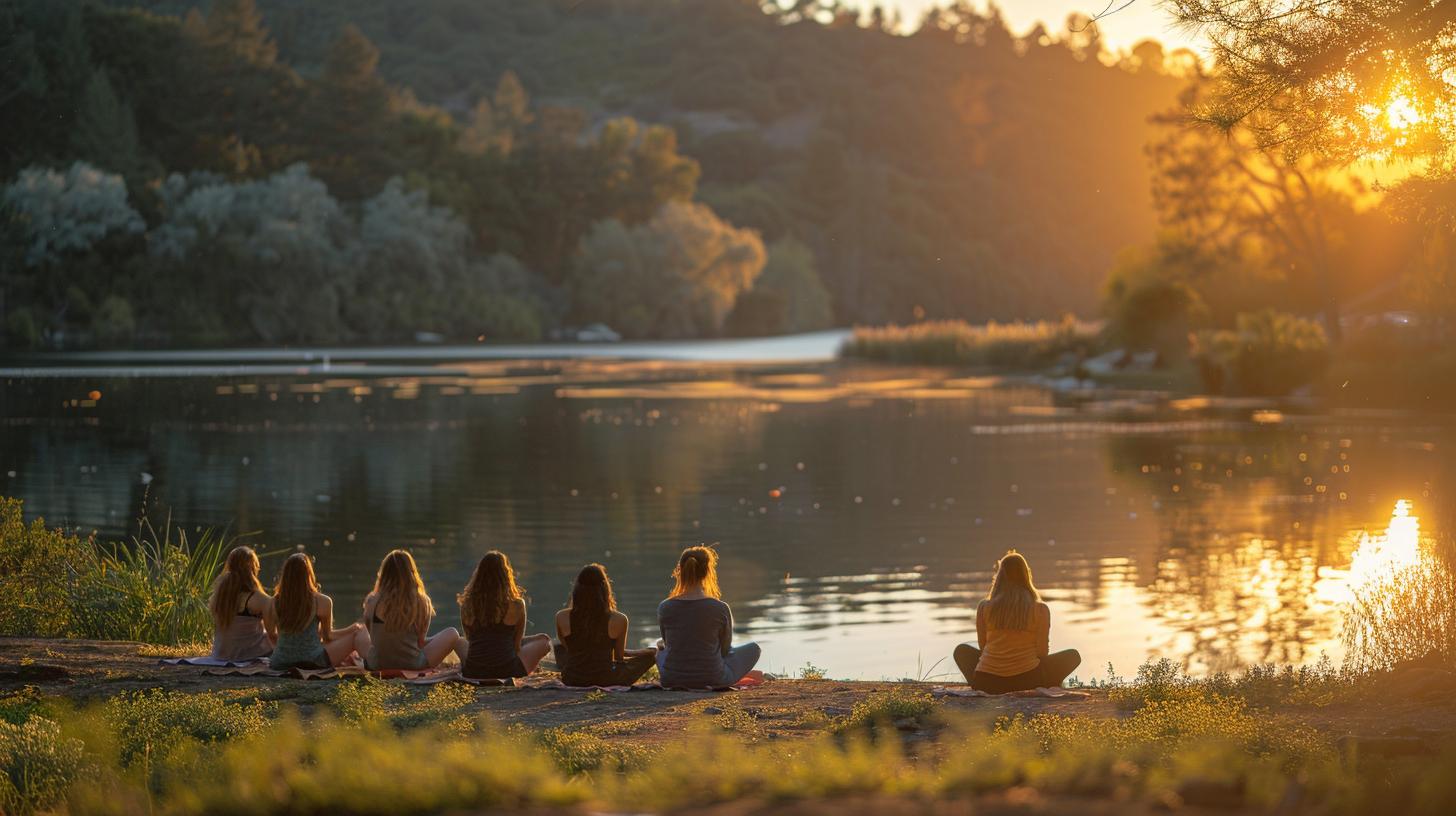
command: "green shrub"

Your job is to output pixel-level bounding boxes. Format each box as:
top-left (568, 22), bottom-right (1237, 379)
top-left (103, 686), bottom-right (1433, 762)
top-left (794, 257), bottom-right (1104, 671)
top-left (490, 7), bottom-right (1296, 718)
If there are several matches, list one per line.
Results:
top-left (831, 687), bottom-right (936, 734)
top-left (536, 726), bottom-right (650, 774)
top-left (0, 717), bottom-right (88, 815)
top-left (1190, 309), bottom-right (1328, 395)
top-left (0, 497), bottom-right (233, 644)
top-left (102, 690), bottom-right (269, 770)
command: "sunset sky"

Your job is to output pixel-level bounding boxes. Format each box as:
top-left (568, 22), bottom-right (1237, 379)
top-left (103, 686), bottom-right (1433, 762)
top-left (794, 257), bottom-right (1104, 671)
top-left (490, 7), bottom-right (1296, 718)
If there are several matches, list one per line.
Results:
top-left (881, 0), bottom-right (1197, 50)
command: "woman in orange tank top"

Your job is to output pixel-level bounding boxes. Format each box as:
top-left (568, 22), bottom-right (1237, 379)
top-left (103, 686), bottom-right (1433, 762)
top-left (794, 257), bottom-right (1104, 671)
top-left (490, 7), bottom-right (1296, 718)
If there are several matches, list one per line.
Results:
top-left (953, 550), bottom-right (1081, 693)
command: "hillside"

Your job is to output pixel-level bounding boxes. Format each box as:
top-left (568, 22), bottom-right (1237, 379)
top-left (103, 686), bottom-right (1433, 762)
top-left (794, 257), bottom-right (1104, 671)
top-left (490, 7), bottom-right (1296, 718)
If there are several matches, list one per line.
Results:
top-left (2, 0), bottom-right (1186, 347)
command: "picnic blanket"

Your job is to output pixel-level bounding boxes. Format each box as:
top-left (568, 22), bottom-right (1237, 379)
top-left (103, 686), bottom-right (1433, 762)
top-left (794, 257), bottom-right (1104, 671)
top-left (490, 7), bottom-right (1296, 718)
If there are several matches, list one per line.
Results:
top-left (929, 685), bottom-right (1089, 700)
top-left (407, 668), bottom-right (770, 692)
top-left (196, 664), bottom-right (467, 681)
top-left (159, 656), bottom-right (268, 668)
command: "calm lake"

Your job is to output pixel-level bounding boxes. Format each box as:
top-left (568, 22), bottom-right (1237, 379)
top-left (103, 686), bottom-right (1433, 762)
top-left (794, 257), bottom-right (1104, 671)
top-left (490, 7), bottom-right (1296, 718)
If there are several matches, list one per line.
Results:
top-left (2, 336), bottom-right (1450, 680)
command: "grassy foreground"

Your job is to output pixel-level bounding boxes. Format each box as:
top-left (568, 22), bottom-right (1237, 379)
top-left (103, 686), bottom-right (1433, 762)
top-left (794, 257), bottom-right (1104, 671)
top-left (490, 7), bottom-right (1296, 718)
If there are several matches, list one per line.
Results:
top-left (3, 641), bottom-right (1456, 815)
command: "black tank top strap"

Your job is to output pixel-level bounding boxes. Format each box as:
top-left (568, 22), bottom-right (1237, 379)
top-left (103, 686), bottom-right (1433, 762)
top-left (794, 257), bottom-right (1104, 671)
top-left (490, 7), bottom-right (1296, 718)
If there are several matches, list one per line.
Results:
top-left (238, 590), bottom-right (263, 618)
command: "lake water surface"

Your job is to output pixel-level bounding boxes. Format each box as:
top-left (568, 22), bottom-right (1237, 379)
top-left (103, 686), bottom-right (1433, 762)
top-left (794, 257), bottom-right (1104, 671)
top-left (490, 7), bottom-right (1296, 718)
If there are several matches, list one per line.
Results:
top-left (3, 341), bottom-right (1451, 680)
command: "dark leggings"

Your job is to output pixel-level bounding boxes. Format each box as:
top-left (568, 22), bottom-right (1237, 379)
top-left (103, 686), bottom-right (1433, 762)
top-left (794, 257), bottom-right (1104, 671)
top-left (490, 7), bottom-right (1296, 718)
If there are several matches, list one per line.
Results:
top-left (554, 642), bottom-right (657, 688)
top-left (953, 644), bottom-right (1081, 693)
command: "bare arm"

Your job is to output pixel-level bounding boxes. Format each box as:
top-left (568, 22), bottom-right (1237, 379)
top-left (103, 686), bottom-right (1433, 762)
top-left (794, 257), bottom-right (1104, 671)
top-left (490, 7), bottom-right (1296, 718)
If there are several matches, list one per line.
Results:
top-left (611, 612), bottom-right (628, 662)
top-left (263, 598), bottom-right (279, 642)
top-left (1036, 604), bottom-right (1050, 658)
top-left (975, 602), bottom-right (987, 650)
top-left (512, 599), bottom-right (527, 652)
top-left (555, 609), bottom-right (570, 641)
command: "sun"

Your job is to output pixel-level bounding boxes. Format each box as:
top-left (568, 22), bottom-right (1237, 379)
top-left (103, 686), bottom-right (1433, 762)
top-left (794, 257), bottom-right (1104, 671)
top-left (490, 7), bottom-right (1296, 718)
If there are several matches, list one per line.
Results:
top-left (1384, 95), bottom-right (1422, 132)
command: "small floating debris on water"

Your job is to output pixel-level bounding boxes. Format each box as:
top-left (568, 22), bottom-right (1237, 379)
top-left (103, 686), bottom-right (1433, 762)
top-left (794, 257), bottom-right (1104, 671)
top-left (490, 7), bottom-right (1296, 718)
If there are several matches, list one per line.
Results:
top-left (241, 456), bottom-right (250, 466)
top-left (757, 462), bottom-right (768, 471)
top-left (315, 494), bottom-right (331, 503)
top-left (88, 390), bottom-right (101, 401)
top-left (140, 472), bottom-right (154, 485)
top-left (346, 532), bottom-right (356, 542)
top-left (769, 488), bottom-right (782, 499)
top-left (854, 496), bottom-right (864, 504)
top-left (5, 471), bottom-right (15, 478)
top-left (796, 462), bottom-right (806, 471)
top-left (975, 517), bottom-right (983, 525)
top-left (570, 488), bottom-right (579, 496)
top-left (1016, 508), bottom-right (1032, 516)
top-left (891, 497), bottom-right (901, 506)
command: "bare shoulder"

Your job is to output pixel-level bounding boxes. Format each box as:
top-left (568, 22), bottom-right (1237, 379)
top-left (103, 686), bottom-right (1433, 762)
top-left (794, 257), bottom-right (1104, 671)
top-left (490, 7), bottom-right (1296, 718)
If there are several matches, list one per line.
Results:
top-left (317, 592), bottom-right (334, 611)
top-left (507, 597), bottom-right (527, 625)
top-left (608, 610), bottom-right (629, 636)
top-left (1035, 601), bottom-right (1052, 619)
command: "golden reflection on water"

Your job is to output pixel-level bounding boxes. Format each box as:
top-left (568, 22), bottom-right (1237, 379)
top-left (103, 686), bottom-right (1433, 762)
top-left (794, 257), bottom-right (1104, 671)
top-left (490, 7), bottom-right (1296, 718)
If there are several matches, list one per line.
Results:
top-left (1321, 499), bottom-right (1425, 609)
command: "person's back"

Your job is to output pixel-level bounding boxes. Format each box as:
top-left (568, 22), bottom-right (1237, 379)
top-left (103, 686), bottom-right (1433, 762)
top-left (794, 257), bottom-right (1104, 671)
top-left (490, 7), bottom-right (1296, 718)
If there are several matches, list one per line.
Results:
top-left (974, 600), bottom-right (1048, 678)
top-left (560, 609), bottom-right (615, 683)
top-left (657, 596), bottom-right (733, 688)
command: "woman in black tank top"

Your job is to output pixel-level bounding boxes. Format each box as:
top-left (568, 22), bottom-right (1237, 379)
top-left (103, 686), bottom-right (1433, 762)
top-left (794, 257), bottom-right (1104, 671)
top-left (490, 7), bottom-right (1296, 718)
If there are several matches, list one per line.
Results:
top-left (456, 551), bottom-right (551, 680)
top-left (554, 563), bottom-right (657, 687)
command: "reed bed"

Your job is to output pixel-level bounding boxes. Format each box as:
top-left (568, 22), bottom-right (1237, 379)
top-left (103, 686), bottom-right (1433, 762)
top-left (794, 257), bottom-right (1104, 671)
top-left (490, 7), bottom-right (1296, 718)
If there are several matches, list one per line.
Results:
top-left (0, 498), bottom-right (234, 645)
top-left (840, 317), bottom-right (1102, 368)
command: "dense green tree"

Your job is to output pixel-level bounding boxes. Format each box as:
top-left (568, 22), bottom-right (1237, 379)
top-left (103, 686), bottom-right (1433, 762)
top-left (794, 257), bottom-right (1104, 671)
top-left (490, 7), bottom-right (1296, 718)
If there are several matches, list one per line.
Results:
top-left (70, 69), bottom-right (146, 178)
top-left (569, 201), bottom-right (766, 338)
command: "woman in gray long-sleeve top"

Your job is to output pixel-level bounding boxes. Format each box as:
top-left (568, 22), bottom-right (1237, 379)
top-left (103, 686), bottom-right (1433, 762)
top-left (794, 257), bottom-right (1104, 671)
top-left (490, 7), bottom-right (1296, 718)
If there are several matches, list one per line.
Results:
top-left (656, 545), bottom-right (761, 688)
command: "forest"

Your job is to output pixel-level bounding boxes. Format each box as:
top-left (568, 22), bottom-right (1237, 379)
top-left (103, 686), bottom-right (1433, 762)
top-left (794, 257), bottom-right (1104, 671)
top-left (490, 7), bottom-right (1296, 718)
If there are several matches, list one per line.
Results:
top-left (0, 0), bottom-right (1188, 348)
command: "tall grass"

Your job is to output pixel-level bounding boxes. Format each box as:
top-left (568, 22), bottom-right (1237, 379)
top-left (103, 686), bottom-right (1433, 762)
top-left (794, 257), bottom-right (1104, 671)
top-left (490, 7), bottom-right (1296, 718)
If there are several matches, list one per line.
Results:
top-left (1342, 532), bottom-right (1456, 672)
top-left (0, 683), bottom-right (1450, 815)
top-left (840, 317), bottom-right (1101, 368)
top-left (0, 497), bottom-right (236, 645)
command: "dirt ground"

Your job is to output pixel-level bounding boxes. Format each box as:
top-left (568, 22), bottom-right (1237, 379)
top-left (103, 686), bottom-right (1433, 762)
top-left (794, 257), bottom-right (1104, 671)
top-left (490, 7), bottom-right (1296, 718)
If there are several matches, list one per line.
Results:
top-left (5, 636), bottom-right (1455, 749)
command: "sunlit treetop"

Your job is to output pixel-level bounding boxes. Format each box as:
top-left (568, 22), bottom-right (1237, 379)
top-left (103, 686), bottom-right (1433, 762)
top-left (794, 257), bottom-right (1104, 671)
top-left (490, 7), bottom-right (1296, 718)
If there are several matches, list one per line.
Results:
top-left (1167, 0), bottom-right (1456, 166)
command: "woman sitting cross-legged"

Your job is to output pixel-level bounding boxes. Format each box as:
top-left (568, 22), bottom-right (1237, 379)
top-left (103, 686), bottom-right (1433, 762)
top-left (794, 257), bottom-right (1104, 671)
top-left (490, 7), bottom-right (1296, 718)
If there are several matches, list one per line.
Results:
top-left (207, 546), bottom-right (273, 663)
top-left (458, 550), bottom-right (551, 680)
top-left (554, 563), bottom-right (657, 688)
top-left (953, 550), bottom-right (1081, 694)
top-left (363, 549), bottom-right (468, 671)
top-left (656, 545), bottom-right (761, 689)
top-left (265, 553), bottom-right (371, 671)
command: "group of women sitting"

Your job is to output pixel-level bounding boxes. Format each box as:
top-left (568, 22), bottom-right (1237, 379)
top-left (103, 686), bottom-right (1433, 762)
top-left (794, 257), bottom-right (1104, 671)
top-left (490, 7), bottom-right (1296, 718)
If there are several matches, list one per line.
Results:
top-left (208, 543), bottom-right (763, 689)
top-left (210, 542), bottom-right (1077, 693)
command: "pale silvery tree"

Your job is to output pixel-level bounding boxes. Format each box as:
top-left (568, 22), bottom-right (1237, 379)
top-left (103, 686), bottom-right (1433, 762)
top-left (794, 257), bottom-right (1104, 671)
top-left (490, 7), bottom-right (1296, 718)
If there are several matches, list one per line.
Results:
top-left (2, 162), bottom-right (143, 266)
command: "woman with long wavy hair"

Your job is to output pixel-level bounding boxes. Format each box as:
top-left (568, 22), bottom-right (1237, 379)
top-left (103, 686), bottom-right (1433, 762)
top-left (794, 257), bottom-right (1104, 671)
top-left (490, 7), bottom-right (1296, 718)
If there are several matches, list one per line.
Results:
top-left (362, 549), bottom-right (466, 670)
top-left (457, 550), bottom-right (551, 680)
top-left (656, 545), bottom-right (760, 689)
top-left (952, 550), bottom-right (1081, 693)
top-left (207, 546), bottom-right (273, 662)
top-left (554, 563), bottom-right (657, 687)
top-left (265, 552), bottom-right (370, 670)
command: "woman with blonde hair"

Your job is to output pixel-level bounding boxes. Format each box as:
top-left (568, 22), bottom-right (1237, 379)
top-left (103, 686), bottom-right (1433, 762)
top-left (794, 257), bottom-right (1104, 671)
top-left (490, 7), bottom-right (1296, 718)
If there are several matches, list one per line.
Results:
top-left (457, 550), bottom-right (551, 680)
top-left (207, 546), bottom-right (273, 662)
top-left (953, 550), bottom-right (1081, 693)
top-left (554, 563), bottom-right (657, 687)
top-left (363, 549), bottom-right (466, 670)
top-left (656, 545), bottom-right (760, 688)
top-left (265, 553), bottom-right (370, 670)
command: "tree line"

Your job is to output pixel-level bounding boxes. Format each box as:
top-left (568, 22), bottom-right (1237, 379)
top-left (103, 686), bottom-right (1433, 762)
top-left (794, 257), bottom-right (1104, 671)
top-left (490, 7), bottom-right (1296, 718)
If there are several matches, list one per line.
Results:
top-left (1, 0), bottom-right (1187, 349)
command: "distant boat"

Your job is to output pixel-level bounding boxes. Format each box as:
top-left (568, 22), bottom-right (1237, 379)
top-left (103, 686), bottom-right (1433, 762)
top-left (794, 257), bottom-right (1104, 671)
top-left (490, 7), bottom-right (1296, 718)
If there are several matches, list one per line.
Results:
top-left (576, 323), bottom-right (622, 343)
